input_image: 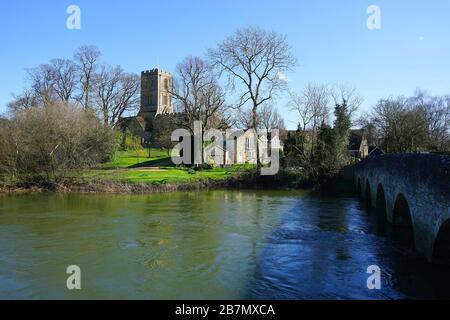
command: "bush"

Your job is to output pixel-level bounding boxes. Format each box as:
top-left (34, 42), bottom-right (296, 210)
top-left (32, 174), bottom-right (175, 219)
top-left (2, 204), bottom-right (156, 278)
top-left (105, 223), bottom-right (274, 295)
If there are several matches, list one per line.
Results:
top-left (118, 128), bottom-right (142, 151)
top-left (0, 103), bottom-right (116, 182)
top-left (193, 163), bottom-right (213, 171)
top-left (201, 163), bottom-right (213, 170)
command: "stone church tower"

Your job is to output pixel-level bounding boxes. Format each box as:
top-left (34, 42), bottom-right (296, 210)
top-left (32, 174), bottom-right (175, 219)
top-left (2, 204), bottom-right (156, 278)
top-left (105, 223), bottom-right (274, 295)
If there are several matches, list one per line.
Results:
top-left (139, 69), bottom-right (174, 121)
top-left (136, 69), bottom-right (174, 145)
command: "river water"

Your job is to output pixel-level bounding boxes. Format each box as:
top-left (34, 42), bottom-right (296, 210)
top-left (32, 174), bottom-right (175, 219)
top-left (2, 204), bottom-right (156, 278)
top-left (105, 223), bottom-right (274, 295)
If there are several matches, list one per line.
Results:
top-left (0, 190), bottom-right (449, 299)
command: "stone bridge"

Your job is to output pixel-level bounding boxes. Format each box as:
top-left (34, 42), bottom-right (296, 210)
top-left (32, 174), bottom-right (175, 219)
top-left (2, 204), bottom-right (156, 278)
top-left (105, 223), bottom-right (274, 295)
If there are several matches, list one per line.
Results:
top-left (351, 153), bottom-right (450, 264)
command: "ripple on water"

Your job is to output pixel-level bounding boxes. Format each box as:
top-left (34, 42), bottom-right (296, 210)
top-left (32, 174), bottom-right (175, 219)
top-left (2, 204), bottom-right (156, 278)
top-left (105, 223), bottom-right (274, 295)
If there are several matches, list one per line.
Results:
top-left (2, 191), bottom-right (450, 299)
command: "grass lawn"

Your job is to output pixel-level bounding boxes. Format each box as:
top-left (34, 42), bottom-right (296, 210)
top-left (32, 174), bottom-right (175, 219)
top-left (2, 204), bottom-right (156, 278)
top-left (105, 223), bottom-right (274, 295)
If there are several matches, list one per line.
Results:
top-left (86, 148), bottom-right (240, 185)
top-left (103, 148), bottom-right (171, 168)
top-left (84, 167), bottom-right (234, 184)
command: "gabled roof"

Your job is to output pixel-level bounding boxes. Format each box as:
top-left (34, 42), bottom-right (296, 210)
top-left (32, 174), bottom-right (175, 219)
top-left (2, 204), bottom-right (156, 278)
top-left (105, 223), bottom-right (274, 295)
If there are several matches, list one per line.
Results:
top-left (368, 146), bottom-right (384, 157)
top-left (118, 116), bottom-right (146, 131)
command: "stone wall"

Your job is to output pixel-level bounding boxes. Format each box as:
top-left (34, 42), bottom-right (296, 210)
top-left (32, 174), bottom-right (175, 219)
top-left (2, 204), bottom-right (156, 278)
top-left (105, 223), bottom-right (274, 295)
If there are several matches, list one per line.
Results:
top-left (353, 153), bottom-right (450, 262)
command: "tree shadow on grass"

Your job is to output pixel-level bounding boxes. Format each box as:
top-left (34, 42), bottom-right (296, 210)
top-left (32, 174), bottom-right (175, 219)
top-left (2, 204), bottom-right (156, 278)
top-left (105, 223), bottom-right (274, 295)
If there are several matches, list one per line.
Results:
top-left (127, 157), bottom-right (174, 168)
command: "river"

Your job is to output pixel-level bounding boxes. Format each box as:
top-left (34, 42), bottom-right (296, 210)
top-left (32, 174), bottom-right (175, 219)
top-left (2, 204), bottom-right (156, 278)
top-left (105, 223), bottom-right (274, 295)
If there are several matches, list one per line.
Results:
top-left (1, 190), bottom-right (449, 299)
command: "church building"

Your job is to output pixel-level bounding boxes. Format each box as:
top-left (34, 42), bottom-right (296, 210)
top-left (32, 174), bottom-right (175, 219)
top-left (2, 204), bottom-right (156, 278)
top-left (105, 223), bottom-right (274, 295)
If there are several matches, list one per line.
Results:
top-left (118, 68), bottom-right (174, 145)
top-left (119, 68), bottom-right (283, 166)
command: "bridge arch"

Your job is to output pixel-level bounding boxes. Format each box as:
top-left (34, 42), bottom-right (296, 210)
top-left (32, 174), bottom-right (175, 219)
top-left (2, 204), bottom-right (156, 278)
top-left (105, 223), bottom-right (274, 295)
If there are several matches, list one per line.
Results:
top-left (365, 179), bottom-right (372, 207)
top-left (393, 193), bottom-right (412, 226)
top-left (432, 220), bottom-right (450, 264)
top-left (392, 193), bottom-right (415, 248)
top-left (375, 184), bottom-right (387, 221)
top-left (352, 153), bottom-right (450, 263)
top-left (356, 178), bottom-right (362, 197)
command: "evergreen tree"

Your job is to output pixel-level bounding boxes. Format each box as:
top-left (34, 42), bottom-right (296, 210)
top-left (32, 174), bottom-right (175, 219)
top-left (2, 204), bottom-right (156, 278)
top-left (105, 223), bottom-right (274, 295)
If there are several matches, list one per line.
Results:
top-left (309, 100), bottom-right (353, 187)
top-left (333, 99), bottom-right (352, 167)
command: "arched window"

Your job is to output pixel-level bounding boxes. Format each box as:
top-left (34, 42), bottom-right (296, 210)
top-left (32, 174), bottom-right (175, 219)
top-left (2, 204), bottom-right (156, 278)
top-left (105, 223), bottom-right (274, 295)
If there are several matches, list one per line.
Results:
top-left (164, 78), bottom-right (169, 90)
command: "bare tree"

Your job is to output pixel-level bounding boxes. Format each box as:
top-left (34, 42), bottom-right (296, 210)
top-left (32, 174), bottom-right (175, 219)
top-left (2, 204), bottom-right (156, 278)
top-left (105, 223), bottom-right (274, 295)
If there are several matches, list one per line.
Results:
top-left (26, 64), bottom-right (57, 107)
top-left (7, 88), bottom-right (38, 113)
top-left (94, 65), bottom-right (122, 125)
top-left (235, 107), bottom-right (254, 130)
top-left (50, 58), bottom-right (78, 102)
top-left (288, 83), bottom-right (331, 157)
top-left (208, 26), bottom-right (296, 166)
top-left (354, 90), bottom-right (450, 153)
top-left (74, 45), bottom-right (101, 109)
top-left (260, 104), bottom-right (285, 133)
top-left (236, 102), bottom-right (285, 134)
top-left (172, 56), bottom-right (230, 163)
top-left (330, 84), bottom-right (363, 120)
top-left (173, 56), bottom-right (229, 134)
top-left (409, 90), bottom-right (450, 151)
top-left (370, 97), bottom-right (429, 153)
top-left (94, 65), bottom-right (140, 126)
top-left (20, 58), bottom-right (79, 108)
top-left (356, 112), bottom-right (378, 145)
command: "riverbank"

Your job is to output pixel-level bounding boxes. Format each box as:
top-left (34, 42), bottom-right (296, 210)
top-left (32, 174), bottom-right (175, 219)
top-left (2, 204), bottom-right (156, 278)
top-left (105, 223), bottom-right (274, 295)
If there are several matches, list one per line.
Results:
top-left (0, 168), bottom-right (308, 194)
top-left (3, 147), bottom-right (348, 194)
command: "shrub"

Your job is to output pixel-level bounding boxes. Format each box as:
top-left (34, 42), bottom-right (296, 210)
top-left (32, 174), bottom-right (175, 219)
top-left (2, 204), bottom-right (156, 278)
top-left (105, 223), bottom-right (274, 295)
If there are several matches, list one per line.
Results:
top-left (118, 128), bottom-right (142, 151)
top-left (0, 102), bottom-right (116, 182)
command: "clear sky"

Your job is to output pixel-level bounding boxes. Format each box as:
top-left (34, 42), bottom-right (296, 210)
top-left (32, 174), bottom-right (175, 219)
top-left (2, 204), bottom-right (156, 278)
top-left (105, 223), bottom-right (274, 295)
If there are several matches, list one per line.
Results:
top-left (0, 0), bottom-right (449, 128)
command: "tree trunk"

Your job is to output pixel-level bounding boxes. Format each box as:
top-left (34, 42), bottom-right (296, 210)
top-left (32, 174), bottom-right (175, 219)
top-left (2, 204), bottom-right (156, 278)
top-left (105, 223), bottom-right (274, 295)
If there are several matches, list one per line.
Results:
top-left (84, 80), bottom-right (90, 110)
top-left (252, 106), bottom-right (261, 168)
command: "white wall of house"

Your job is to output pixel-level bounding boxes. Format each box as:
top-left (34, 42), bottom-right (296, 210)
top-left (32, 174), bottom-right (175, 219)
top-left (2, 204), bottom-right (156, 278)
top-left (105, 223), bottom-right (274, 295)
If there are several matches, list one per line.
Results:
top-left (224, 130), bottom-right (283, 165)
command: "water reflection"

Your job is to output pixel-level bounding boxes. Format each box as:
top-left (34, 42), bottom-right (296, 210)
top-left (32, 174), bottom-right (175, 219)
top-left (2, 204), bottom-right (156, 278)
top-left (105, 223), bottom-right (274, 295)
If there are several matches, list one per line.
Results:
top-left (247, 195), bottom-right (450, 299)
top-left (0, 191), bottom-right (449, 299)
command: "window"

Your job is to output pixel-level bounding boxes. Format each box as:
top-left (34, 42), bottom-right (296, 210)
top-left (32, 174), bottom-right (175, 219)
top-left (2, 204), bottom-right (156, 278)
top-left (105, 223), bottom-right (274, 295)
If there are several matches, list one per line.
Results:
top-left (164, 79), bottom-right (169, 90)
top-left (163, 95), bottom-right (168, 106)
top-left (245, 138), bottom-right (250, 150)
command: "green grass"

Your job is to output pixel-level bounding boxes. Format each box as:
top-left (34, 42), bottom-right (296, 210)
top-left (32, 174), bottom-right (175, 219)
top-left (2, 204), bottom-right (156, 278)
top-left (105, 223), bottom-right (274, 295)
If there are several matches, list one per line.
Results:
top-left (84, 167), bottom-right (234, 184)
top-left (83, 148), bottom-right (238, 185)
top-left (103, 148), bottom-right (171, 168)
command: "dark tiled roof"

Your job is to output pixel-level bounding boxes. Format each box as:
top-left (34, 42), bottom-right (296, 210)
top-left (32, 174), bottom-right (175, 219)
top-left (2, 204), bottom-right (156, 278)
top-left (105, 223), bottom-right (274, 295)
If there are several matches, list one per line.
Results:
top-left (368, 146), bottom-right (384, 157)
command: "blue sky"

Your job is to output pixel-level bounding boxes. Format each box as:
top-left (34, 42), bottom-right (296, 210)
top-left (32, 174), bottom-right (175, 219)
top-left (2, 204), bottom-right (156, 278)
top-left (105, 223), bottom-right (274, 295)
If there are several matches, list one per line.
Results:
top-left (0, 0), bottom-right (449, 128)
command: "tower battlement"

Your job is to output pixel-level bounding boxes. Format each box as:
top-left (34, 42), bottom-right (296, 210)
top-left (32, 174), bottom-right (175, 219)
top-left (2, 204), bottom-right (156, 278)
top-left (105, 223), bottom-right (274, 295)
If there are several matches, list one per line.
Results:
top-left (141, 69), bottom-right (172, 76)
